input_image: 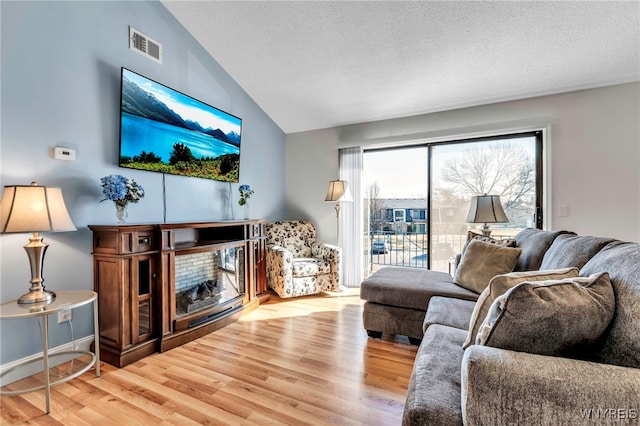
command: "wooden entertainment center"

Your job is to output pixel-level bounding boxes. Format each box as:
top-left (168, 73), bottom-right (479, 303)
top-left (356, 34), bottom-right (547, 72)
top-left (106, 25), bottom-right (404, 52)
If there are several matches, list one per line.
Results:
top-left (89, 220), bottom-right (267, 367)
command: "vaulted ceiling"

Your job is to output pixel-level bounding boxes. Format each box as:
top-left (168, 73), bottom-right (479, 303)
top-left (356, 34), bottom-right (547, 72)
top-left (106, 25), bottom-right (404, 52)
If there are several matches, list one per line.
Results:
top-left (162, 1), bottom-right (640, 134)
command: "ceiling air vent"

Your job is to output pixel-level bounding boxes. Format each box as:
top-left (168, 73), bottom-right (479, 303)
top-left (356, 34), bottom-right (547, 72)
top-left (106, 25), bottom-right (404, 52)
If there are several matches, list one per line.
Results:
top-left (129, 27), bottom-right (162, 64)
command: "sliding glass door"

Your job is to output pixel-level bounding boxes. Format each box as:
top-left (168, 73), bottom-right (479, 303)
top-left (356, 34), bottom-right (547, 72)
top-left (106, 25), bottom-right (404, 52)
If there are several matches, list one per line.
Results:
top-left (363, 131), bottom-right (542, 275)
top-left (430, 132), bottom-right (541, 272)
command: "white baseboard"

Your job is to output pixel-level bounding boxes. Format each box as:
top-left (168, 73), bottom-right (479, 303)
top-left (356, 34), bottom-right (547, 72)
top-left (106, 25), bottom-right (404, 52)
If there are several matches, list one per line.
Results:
top-left (0, 335), bottom-right (94, 386)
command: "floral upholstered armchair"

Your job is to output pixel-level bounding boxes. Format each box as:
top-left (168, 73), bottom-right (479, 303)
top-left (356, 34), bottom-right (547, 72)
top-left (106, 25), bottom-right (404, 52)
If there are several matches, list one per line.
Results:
top-left (265, 220), bottom-right (341, 298)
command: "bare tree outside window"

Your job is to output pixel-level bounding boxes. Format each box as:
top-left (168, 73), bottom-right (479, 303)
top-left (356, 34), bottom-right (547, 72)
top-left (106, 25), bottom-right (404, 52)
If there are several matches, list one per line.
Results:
top-left (440, 142), bottom-right (535, 228)
top-left (367, 182), bottom-right (386, 233)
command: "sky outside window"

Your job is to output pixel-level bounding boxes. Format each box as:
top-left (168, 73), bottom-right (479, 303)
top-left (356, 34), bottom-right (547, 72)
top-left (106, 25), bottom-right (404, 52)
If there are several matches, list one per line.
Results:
top-left (364, 146), bottom-right (428, 198)
top-left (364, 138), bottom-right (536, 199)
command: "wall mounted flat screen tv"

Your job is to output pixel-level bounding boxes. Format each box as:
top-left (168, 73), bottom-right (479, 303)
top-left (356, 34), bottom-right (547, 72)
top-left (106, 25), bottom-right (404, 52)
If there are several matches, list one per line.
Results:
top-left (119, 67), bottom-right (242, 182)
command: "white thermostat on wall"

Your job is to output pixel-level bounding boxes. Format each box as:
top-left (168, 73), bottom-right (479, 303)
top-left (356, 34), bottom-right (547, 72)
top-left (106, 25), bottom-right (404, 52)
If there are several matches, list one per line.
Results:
top-left (53, 147), bottom-right (76, 161)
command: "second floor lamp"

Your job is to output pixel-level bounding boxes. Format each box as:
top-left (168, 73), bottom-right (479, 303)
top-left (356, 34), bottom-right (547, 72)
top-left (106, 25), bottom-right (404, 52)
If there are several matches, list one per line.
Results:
top-left (325, 180), bottom-right (353, 246)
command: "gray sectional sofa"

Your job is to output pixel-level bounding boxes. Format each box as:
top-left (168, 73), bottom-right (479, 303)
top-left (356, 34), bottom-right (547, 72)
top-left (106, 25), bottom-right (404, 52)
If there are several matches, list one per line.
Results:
top-left (360, 228), bottom-right (640, 425)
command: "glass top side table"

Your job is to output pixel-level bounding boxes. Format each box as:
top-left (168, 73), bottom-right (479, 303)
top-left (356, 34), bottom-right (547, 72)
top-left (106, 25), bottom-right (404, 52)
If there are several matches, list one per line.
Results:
top-left (0, 290), bottom-right (100, 414)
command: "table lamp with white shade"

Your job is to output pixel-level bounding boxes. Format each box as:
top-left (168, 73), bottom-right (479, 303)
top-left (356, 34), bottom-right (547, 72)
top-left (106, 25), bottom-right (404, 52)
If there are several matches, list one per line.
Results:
top-left (0, 182), bottom-right (76, 304)
top-left (465, 194), bottom-right (509, 237)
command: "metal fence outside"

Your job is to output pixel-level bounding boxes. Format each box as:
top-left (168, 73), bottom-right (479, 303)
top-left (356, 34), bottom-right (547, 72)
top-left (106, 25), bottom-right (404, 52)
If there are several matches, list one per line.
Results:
top-left (366, 229), bottom-right (519, 276)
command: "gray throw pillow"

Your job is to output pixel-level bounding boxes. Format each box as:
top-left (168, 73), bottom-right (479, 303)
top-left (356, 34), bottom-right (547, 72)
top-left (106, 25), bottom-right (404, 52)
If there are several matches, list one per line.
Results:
top-left (461, 230), bottom-right (516, 254)
top-left (454, 239), bottom-right (522, 294)
top-left (476, 272), bottom-right (615, 357)
top-left (462, 267), bottom-right (579, 349)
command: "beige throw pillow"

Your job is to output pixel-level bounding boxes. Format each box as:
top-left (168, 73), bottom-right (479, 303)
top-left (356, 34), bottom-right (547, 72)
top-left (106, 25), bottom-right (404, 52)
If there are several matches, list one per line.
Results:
top-left (476, 272), bottom-right (615, 357)
top-left (454, 239), bottom-right (522, 294)
top-left (462, 267), bottom-right (580, 348)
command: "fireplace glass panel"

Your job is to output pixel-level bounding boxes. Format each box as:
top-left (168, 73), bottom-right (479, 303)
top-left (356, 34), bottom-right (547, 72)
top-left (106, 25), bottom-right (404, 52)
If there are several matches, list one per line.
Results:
top-left (175, 245), bottom-right (245, 318)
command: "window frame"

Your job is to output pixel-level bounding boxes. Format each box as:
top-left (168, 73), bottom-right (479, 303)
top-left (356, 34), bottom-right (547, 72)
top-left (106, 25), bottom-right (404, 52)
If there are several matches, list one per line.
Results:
top-left (364, 130), bottom-right (544, 271)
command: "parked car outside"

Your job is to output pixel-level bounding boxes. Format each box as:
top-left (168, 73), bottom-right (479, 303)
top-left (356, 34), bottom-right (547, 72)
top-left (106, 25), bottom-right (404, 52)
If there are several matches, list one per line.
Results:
top-left (371, 239), bottom-right (391, 254)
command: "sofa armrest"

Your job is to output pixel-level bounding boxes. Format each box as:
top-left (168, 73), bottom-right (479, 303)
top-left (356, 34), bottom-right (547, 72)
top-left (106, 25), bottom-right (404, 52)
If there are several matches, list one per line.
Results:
top-left (266, 245), bottom-right (293, 271)
top-left (461, 345), bottom-right (640, 425)
top-left (313, 242), bottom-right (339, 257)
top-left (266, 245), bottom-right (294, 295)
top-left (313, 243), bottom-right (341, 290)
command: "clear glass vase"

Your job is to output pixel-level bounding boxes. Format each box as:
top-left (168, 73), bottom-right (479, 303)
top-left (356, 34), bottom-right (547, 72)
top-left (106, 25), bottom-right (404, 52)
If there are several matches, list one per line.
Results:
top-left (115, 202), bottom-right (128, 224)
top-left (243, 203), bottom-right (250, 220)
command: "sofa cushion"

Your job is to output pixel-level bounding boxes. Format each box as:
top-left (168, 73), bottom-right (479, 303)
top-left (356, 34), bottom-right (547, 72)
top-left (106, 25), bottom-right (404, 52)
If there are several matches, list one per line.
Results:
top-left (291, 258), bottom-right (330, 277)
top-left (476, 272), bottom-right (615, 357)
top-left (360, 266), bottom-right (478, 311)
top-left (454, 240), bottom-right (521, 294)
top-left (423, 297), bottom-right (476, 332)
top-left (402, 324), bottom-right (467, 426)
top-left (513, 228), bottom-right (575, 272)
top-left (462, 267), bottom-right (579, 348)
top-left (581, 241), bottom-right (640, 368)
top-left (540, 234), bottom-right (615, 270)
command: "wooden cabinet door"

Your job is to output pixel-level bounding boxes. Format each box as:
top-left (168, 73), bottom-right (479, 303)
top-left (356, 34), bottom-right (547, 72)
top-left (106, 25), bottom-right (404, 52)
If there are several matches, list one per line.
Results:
top-left (93, 255), bottom-right (129, 350)
top-left (130, 254), bottom-right (157, 345)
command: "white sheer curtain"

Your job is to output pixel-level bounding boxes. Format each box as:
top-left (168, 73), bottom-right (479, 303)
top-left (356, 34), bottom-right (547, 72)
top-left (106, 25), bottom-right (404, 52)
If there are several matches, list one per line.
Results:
top-left (339, 147), bottom-right (364, 288)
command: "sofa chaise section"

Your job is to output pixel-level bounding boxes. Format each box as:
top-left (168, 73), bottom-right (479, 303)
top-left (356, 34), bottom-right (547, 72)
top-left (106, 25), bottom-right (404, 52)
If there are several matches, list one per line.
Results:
top-left (360, 267), bottom-right (478, 342)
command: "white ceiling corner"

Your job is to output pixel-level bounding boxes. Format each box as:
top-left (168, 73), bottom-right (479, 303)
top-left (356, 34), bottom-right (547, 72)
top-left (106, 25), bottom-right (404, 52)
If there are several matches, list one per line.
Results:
top-left (161, 1), bottom-right (640, 134)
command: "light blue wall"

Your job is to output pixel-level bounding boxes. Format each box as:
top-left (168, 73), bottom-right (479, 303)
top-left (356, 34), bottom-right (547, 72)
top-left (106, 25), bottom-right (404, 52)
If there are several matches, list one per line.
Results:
top-left (0, 1), bottom-right (286, 363)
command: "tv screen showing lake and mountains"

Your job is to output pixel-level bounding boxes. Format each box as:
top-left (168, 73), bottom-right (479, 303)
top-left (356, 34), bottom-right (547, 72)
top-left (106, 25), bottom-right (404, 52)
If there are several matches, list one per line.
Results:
top-left (119, 68), bottom-right (242, 182)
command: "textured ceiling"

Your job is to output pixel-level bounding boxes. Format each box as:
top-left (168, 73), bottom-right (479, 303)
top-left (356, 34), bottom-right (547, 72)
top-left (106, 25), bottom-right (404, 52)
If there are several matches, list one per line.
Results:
top-left (161, 1), bottom-right (640, 134)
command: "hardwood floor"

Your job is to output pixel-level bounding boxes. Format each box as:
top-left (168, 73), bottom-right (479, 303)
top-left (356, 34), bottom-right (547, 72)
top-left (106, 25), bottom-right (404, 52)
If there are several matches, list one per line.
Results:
top-left (1, 290), bottom-right (418, 425)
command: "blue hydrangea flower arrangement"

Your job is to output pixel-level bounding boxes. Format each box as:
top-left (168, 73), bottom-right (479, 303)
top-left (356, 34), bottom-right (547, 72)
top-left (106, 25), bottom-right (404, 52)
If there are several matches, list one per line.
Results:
top-left (238, 184), bottom-right (254, 206)
top-left (100, 174), bottom-right (145, 207)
